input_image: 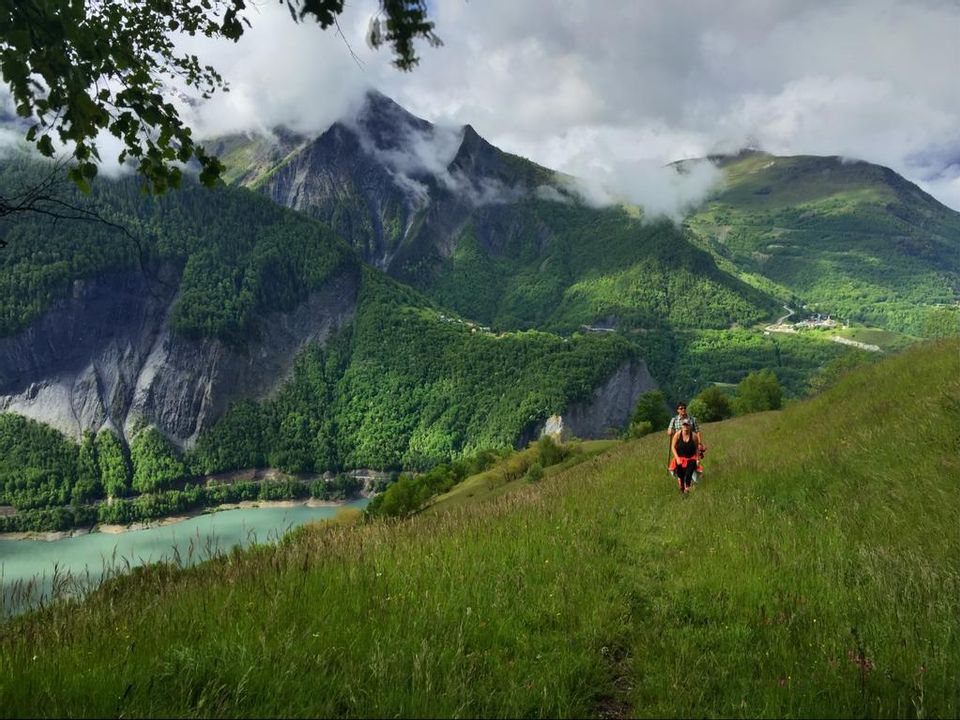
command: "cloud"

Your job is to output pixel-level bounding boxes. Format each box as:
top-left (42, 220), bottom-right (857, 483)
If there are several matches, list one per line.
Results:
top-left (344, 99), bottom-right (527, 208)
top-left (560, 156), bottom-right (722, 222)
top-left (381, 0), bottom-right (960, 210)
top-left (4, 0), bottom-right (959, 211)
top-left (526, 123), bottom-right (721, 220)
top-left (172, 3), bottom-right (375, 139)
top-left (350, 115), bottom-right (462, 206)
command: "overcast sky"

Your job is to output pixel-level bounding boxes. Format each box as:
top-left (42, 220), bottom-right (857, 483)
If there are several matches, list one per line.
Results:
top-left (53, 1), bottom-right (960, 213)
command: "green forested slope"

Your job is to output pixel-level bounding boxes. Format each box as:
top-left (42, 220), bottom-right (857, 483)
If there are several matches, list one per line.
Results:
top-left (192, 269), bottom-right (636, 474)
top-left (685, 151), bottom-right (960, 334)
top-left (0, 156), bottom-right (355, 342)
top-left (0, 158), bottom-right (637, 528)
top-left (2, 339), bottom-right (956, 717)
top-left (425, 200), bottom-right (778, 332)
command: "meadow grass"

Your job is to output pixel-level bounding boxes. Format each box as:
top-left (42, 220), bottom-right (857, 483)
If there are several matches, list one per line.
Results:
top-left (427, 439), bottom-right (618, 512)
top-left (829, 326), bottom-right (917, 351)
top-left (0, 339), bottom-right (957, 718)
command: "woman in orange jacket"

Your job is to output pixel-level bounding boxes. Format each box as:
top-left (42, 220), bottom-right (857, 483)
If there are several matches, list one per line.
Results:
top-left (671, 418), bottom-right (699, 495)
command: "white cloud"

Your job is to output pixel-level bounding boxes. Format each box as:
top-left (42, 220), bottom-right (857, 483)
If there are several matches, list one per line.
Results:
top-left (4, 0), bottom-right (960, 211)
top-left (379, 0), bottom-right (960, 210)
top-left (538, 125), bottom-right (721, 219)
top-left (345, 105), bottom-right (526, 208)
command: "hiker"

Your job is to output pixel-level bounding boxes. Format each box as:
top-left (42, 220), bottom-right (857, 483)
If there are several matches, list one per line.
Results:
top-left (667, 402), bottom-right (702, 447)
top-left (671, 418), bottom-right (699, 495)
top-left (667, 401), bottom-right (705, 476)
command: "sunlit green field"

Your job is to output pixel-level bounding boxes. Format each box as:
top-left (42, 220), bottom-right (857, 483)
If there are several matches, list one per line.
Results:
top-left (0, 339), bottom-right (957, 718)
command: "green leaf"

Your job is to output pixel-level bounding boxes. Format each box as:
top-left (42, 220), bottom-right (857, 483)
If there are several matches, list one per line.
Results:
top-left (36, 135), bottom-right (54, 156)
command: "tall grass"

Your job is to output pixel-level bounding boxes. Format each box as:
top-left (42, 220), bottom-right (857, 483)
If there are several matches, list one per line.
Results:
top-left (0, 339), bottom-right (957, 718)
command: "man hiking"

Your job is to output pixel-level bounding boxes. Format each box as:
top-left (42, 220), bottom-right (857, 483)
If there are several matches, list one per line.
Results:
top-left (667, 402), bottom-right (702, 446)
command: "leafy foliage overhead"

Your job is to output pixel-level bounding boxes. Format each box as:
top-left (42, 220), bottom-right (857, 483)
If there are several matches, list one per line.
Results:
top-left (0, 0), bottom-right (438, 193)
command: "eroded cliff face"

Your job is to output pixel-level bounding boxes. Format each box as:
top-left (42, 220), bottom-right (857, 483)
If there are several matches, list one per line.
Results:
top-left (0, 264), bottom-right (359, 448)
top-left (533, 360), bottom-right (658, 442)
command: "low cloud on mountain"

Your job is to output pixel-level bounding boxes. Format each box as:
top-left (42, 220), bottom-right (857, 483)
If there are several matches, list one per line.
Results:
top-left (166, 0), bottom-right (960, 212)
top-left (2, 1), bottom-right (958, 214)
top-left (344, 103), bottom-right (527, 209)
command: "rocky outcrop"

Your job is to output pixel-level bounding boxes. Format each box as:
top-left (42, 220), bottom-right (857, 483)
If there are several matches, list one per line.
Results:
top-left (237, 91), bottom-right (559, 286)
top-left (534, 360), bottom-right (657, 442)
top-left (0, 264), bottom-right (359, 448)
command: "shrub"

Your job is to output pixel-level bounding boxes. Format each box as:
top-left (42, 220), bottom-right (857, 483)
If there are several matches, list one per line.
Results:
top-left (733, 369), bottom-right (783, 415)
top-left (537, 436), bottom-right (567, 468)
top-left (689, 386), bottom-right (734, 423)
top-left (524, 462), bottom-right (544, 483)
top-left (624, 420), bottom-right (654, 439)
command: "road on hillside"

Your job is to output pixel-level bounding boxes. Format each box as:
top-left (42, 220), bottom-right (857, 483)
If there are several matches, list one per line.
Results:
top-left (766, 305), bottom-right (795, 333)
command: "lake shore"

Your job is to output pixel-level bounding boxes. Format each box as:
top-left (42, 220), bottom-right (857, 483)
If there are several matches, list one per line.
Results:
top-left (0, 498), bottom-right (352, 542)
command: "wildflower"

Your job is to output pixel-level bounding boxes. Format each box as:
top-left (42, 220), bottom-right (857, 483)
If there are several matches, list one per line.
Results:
top-left (847, 649), bottom-right (875, 674)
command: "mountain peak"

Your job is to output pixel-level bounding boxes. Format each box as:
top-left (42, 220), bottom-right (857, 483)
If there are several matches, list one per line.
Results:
top-left (352, 89), bottom-right (433, 151)
top-left (449, 123), bottom-right (501, 177)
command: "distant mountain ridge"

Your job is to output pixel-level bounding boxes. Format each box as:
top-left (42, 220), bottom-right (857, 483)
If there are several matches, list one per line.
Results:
top-left (683, 150), bottom-right (960, 333)
top-left (216, 91), bottom-right (779, 333)
top-left (216, 93), bottom-right (957, 336)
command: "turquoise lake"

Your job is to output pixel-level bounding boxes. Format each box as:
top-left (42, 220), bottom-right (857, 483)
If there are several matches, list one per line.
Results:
top-left (0, 499), bottom-right (368, 615)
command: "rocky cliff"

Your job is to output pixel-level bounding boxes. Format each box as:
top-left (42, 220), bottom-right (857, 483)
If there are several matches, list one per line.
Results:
top-left (221, 91), bottom-right (565, 285)
top-left (0, 264), bottom-right (360, 448)
top-left (527, 359), bottom-right (658, 444)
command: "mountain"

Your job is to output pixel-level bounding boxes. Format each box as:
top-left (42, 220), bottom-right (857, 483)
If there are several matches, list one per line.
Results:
top-left (0, 154), bottom-right (653, 524)
top-left (683, 150), bottom-right (960, 334)
top-left (221, 92), bottom-right (957, 338)
top-left (214, 91), bottom-right (564, 274)
top-left (215, 91), bottom-right (780, 333)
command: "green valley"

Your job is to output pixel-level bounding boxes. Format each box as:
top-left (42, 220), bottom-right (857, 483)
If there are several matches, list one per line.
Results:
top-left (0, 157), bottom-right (640, 532)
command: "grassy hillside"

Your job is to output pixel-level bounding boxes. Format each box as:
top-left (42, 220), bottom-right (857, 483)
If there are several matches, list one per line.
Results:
top-left (685, 151), bottom-right (960, 335)
top-left (2, 339), bottom-right (956, 717)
